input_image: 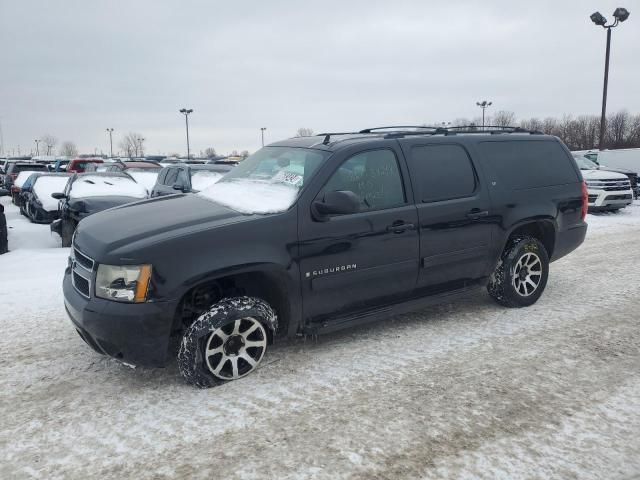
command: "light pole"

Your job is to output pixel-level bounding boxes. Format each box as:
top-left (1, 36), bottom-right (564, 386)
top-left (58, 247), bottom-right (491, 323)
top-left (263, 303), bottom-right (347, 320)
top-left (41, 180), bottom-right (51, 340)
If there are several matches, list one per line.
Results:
top-left (34, 139), bottom-right (40, 156)
top-left (476, 101), bottom-right (492, 129)
top-left (106, 128), bottom-right (114, 158)
top-left (179, 108), bottom-right (193, 159)
top-left (590, 8), bottom-right (630, 150)
top-left (260, 127), bottom-right (267, 147)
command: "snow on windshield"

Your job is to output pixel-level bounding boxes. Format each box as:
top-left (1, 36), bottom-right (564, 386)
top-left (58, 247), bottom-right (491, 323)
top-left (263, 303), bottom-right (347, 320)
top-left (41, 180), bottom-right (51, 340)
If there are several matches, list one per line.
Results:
top-left (126, 170), bottom-right (159, 193)
top-left (33, 176), bottom-right (70, 211)
top-left (190, 171), bottom-right (224, 191)
top-left (14, 171), bottom-right (39, 188)
top-left (199, 179), bottom-right (298, 214)
top-left (70, 175), bottom-right (148, 199)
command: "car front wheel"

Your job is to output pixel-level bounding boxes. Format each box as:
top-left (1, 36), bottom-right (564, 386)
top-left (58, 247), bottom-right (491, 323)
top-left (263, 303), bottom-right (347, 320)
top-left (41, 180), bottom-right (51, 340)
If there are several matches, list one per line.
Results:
top-left (487, 235), bottom-right (549, 308)
top-left (178, 296), bottom-right (277, 388)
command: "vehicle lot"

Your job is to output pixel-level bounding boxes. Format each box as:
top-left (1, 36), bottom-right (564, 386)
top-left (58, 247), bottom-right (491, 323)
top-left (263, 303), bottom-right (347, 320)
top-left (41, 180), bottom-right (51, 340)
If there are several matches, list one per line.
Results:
top-left (1, 197), bottom-right (639, 479)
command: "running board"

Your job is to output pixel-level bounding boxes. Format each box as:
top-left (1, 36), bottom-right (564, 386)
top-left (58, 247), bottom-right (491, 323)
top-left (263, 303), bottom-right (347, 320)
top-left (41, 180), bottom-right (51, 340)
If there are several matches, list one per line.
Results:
top-left (303, 280), bottom-right (485, 336)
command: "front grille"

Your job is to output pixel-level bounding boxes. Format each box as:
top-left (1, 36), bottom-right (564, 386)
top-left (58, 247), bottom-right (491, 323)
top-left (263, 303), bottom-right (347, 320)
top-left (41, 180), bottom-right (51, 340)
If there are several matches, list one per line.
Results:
top-left (72, 271), bottom-right (91, 298)
top-left (586, 178), bottom-right (631, 190)
top-left (74, 247), bottom-right (94, 270)
top-left (71, 246), bottom-right (95, 299)
top-left (588, 194), bottom-right (598, 202)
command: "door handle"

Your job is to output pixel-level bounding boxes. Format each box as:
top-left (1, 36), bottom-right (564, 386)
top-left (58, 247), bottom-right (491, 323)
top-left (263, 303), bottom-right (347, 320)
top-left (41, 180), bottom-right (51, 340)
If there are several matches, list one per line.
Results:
top-left (386, 222), bottom-right (415, 233)
top-left (466, 209), bottom-right (489, 220)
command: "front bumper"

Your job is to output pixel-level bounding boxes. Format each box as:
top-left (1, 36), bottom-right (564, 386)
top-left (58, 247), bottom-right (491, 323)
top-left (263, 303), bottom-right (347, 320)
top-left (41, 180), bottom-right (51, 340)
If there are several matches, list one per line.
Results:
top-left (587, 187), bottom-right (633, 209)
top-left (63, 267), bottom-right (177, 367)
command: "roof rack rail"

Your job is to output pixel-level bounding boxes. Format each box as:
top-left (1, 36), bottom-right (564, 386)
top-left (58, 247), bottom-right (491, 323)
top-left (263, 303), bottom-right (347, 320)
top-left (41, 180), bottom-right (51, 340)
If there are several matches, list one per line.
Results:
top-left (443, 125), bottom-right (543, 134)
top-left (358, 125), bottom-right (437, 133)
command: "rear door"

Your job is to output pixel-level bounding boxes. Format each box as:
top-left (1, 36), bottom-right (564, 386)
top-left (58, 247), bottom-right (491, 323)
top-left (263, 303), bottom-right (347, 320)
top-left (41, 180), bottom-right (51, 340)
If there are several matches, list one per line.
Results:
top-left (399, 140), bottom-right (493, 290)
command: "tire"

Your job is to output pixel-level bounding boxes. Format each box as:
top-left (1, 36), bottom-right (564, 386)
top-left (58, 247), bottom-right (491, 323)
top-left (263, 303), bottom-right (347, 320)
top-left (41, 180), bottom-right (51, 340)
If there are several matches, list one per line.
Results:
top-left (178, 296), bottom-right (278, 388)
top-left (487, 235), bottom-right (549, 308)
top-left (61, 219), bottom-right (75, 247)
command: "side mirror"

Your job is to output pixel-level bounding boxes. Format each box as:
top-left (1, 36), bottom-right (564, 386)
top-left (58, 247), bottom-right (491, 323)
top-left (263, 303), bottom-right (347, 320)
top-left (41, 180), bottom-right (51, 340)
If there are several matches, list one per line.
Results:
top-left (173, 183), bottom-right (185, 192)
top-left (51, 192), bottom-right (67, 200)
top-left (312, 190), bottom-right (360, 221)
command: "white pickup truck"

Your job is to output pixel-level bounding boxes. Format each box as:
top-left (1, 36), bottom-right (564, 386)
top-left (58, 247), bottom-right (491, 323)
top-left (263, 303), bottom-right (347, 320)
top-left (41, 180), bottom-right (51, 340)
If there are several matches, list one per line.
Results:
top-left (573, 155), bottom-right (634, 211)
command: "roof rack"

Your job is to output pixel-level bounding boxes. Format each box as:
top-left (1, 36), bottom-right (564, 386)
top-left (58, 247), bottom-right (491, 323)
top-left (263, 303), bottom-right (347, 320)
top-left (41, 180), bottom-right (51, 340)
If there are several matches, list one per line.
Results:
top-left (314, 125), bottom-right (542, 145)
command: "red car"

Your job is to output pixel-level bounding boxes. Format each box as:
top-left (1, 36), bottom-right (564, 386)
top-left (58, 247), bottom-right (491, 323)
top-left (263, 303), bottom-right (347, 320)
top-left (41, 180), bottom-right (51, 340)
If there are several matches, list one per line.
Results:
top-left (67, 158), bottom-right (104, 173)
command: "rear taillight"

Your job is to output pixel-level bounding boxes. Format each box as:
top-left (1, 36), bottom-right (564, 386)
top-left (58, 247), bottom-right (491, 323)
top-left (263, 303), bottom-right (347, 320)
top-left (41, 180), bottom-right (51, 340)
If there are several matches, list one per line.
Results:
top-left (581, 180), bottom-right (588, 220)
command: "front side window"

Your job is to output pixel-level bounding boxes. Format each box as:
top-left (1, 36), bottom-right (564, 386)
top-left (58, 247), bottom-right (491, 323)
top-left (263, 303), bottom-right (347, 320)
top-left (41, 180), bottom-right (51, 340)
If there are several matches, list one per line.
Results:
top-left (408, 144), bottom-right (477, 202)
top-left (164, 168), bottom-right (179, 186)
top-left (322, 149), bottom-right (405, 211)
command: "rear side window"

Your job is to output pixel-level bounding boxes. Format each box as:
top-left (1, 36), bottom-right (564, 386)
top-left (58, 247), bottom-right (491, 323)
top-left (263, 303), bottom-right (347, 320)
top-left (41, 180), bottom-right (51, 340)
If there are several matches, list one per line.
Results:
top-left (408, 144), bottom-right (477, 202)
top-left (478, 140), bottom-right (579, 189)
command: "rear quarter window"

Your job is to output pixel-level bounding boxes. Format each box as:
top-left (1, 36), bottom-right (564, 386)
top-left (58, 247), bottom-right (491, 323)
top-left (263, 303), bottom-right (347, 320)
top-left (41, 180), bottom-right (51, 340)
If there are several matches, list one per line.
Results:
top-left (478, 140), bottom-right (579, 189)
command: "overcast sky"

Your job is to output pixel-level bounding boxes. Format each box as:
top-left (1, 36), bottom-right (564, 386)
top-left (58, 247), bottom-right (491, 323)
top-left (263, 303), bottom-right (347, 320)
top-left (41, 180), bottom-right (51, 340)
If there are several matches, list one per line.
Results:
top-left (1, 0), bottom-right (638, 157)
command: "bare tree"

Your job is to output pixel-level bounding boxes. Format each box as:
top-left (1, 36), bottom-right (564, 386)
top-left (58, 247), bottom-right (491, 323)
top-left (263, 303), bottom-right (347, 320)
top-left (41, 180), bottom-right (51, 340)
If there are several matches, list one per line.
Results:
top-left (492, 111), bottom-right (516, 127)
top-left (240, 150), bottom-right (250, 158)
top-left (230, 150), bottom-right (239, 157)
top-left (59, 141), bottom-right (78, 157)
top-left (119, 132), bottom-right (145, 158)
top-left (296, 127), bottom-right (314, 137)
top-left (204, 147), bottom-right (217, 158)
top-left (41, 134), bottom-right (58, 155)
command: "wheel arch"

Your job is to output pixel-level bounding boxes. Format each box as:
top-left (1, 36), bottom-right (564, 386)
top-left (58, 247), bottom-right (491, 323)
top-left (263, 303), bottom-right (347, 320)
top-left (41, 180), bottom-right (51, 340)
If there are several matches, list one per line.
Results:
top-left (172, 263), bottom-right (299, 342)
top-left (503, 218), bottom-right (557, 258)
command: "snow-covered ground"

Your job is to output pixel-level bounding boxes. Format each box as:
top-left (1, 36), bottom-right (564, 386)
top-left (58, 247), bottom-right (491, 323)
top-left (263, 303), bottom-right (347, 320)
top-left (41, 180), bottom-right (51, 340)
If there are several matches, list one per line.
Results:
top-left (1, 197), bottom-right (640, 480)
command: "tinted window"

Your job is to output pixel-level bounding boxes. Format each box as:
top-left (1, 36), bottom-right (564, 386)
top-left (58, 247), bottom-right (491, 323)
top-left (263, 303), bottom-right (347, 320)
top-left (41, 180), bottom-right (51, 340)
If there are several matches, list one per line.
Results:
top-left (479, 140), bottom-right (579, 189)
top-left (164, 168), bottom-right (179, 185)
top-left (157, 168), bottom-right (168, 185)
top-left (408, 144), bottom-right (476, 202)
top-left (323, 149), bottom-right (405, 211)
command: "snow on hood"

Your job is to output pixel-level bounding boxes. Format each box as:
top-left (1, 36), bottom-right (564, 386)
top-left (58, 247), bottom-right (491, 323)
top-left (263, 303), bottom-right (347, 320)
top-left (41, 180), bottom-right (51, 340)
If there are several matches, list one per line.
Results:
top-left (126, 171), bottom-right (159, 194)
top-left (198, 179), bottom-right (298, 214)
top-left (14, 171), bottom-right (39, 188)
top-left (581, 169), bottom-right (628, 180)
top-left (70, 175), bottom-right (148, 199)
top-left (190, 171), bottom-right (224, 191)
top-left (33, 176), bottom-right (70, 211)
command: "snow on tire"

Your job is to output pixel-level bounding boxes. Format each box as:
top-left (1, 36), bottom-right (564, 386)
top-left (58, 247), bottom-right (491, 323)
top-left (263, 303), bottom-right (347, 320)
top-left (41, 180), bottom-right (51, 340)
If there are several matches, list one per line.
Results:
top-left (487, 235), bottom-right (549, 308)
top-left (177, 296), bottom-right (277, 388)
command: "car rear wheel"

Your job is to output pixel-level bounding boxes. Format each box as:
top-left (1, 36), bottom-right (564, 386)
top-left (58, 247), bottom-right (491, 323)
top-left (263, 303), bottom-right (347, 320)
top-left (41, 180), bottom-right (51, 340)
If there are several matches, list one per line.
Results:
top-left (487, 235), bottom-right (549, 308)
top-left (177, 296), bottom-right (277, 388)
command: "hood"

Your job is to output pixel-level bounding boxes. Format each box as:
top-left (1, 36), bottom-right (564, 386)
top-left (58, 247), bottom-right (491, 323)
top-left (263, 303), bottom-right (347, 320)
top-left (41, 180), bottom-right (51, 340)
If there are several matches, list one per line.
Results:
top-left (74, 194), bottom-right (248, 258)
top-left (580, 169), bottom-right (628, 181)
top-left (599, 165), bottom-right (637, 175)
top-left (69, 196), bottom-right (144, 216)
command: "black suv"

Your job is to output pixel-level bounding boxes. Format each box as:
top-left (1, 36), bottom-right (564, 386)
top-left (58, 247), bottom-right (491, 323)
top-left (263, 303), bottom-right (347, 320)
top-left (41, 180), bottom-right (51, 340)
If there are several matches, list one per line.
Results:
top-left (64, 127), bottom-right (587, 387)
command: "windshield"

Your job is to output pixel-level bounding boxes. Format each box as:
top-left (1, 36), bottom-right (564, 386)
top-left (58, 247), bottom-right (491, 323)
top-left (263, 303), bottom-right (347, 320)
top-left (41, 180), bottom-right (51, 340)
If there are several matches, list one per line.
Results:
top-left (198, 146), bottom-right (328, 214)
top-left (573, 155), bottom-right (598, 170)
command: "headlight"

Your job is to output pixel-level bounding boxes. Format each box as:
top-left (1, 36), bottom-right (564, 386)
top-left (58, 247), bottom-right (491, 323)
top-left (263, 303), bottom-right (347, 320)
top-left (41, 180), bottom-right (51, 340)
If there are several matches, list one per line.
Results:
top-left (95, 264), bottom-right (152, 302)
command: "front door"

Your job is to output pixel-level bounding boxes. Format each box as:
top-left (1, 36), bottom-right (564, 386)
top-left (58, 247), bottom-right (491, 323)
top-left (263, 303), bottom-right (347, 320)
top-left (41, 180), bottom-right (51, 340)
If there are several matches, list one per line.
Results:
top-left (298, 145), bottom-right (420, 323)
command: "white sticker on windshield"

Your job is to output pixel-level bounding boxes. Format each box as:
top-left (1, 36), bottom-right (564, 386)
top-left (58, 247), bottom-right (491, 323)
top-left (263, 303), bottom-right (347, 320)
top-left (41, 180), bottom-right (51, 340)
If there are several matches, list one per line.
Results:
top-left (272, 170), bottom-right (303, 187)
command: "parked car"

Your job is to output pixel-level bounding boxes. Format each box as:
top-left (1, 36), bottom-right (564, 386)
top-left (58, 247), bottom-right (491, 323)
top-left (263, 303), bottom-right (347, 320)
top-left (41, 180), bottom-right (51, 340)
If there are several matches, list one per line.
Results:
top-left (67, 158), bottom-right (104, 173)
top-left (150, 163), bottom-right (232, 197)
top-left (17, 173), bottom-right (45, 214)
top-left (11, 170), bottom-right (47, 206)
top-left (1, 161), bottom-right (48, 191)
top-left (22, 173), bottom-right (72, 223)
top-left (49, 158), bottom-right (71, 172)
top-left (572, 152), bottom-right (638, 198)
top-left (573, 155), bottom-right (633, 211)
top-left (50, 172), bottom-right (148, 247)
top-left (64, 126), bottom-right (587, 387)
